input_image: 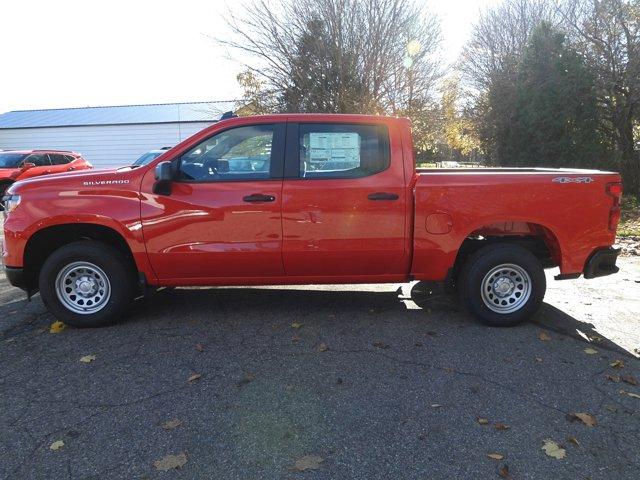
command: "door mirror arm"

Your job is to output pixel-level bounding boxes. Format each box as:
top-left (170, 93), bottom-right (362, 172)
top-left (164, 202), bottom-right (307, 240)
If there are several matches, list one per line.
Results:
top-left (20, 162), bottom-right (36, 171)
top-left (153, 161), bottom-right (173, 195)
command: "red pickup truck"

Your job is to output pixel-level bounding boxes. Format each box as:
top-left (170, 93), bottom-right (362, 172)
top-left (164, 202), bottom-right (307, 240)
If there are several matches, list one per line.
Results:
top-left (2, 114), bottom-right (622, 328)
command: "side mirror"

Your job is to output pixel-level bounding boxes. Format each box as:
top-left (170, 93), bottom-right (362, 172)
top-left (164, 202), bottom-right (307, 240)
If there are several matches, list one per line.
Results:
top-left (153, 161), bottom-right (173, 195)
top-left (21, 162), bottom-right (36, 171)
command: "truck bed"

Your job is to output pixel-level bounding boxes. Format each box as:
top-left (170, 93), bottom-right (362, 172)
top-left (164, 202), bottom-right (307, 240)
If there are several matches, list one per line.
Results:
top-left (416, 167), bottom-right (618, 175)
top-left (410, 168), bottom-right (620, 281)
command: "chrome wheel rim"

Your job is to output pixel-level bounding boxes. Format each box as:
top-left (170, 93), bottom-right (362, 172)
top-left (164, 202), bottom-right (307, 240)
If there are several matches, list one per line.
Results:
top-left (55, 262), bottom-right (111, 315)
top-left (481, 263), bottom-right (531, 314)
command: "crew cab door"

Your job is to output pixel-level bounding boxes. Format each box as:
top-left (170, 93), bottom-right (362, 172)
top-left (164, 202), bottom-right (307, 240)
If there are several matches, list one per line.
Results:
top-left (281, 121), bottom-right (408, 277)
top-left (140, 122), bottom-right (286, 281)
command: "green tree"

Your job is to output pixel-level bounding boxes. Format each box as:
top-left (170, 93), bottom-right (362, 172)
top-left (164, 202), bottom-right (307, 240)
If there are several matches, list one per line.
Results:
top-left (501, 22), bottom-right (607, 167)
top-left (560, 0), bottom-right (640, 192)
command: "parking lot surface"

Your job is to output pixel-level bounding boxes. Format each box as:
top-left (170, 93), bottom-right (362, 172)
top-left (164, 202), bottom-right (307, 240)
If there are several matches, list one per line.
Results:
top-left (1, 256), bottom-right (639, 479)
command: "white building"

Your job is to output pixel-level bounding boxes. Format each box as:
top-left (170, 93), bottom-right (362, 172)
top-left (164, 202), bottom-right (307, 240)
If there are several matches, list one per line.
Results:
top-left (0, 101), bottom-right (236, 168)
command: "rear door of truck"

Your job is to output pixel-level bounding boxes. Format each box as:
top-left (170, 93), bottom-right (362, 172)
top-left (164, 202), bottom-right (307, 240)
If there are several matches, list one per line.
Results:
top-left (281, 117), bottom-right (409, 278)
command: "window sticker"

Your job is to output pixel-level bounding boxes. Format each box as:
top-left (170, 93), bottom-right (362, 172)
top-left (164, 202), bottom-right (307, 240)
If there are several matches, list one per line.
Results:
top-left (308, 132), bottom-right (361, 171)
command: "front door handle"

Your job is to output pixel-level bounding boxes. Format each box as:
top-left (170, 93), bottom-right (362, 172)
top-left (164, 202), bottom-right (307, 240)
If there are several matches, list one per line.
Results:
top-left (367, 192), bottom-right (399, 201)
top-left (243, 194), bottom-right (276, 203)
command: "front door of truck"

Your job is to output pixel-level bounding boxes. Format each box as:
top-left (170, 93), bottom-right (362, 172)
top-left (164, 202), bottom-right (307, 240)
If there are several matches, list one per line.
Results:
top-left (281, 121), bottom-right (408, 278)
top-left (141, 122), bottom-right (286, 281)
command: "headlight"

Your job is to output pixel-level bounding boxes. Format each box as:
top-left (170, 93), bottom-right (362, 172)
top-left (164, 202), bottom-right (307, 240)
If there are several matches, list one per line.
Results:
top-left (2, 195), bottom-right (21, 217)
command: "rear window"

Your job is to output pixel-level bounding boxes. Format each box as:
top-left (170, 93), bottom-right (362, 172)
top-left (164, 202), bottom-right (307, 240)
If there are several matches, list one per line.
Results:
top-left (298, 123), bottom-right (390, 179)
top-left (50, 154), bottom-right (70, 165)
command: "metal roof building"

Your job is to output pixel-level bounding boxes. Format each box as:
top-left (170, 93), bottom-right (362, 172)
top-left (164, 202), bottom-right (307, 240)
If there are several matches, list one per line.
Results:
top-left (0, 101), bottom-right (236, 167)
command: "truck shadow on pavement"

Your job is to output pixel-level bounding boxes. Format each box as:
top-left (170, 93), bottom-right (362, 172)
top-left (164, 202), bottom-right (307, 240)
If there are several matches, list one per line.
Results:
top-left (125, 280), bottom-right (634, 358)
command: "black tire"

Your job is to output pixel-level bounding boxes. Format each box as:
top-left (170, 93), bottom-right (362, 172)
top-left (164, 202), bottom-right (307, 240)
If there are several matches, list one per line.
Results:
top-left (458, 243), bottom-right (546, 327)
top-left (39, 241), bottom-right (135, 327)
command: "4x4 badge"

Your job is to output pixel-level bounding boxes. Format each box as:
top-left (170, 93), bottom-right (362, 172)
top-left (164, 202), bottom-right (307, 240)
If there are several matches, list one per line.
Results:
top-left (552, 176), bottom-right (594, 184)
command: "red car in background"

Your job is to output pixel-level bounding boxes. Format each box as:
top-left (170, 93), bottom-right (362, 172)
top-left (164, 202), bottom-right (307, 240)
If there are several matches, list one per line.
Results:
top-left (0, 150), bottom-right (92, 200)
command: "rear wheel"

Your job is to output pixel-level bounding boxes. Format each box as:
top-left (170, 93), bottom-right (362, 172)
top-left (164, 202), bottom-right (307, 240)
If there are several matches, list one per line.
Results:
top-left (458, 243), bottom-right (546, 327)
top-left (39, 241), bottom-right (135, 327)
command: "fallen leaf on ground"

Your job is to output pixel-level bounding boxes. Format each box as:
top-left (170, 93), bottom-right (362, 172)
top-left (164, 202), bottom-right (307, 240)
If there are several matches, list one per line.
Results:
top-left (430, 404), bottom-right (443, 408)
top-left (292, 335), bottom-right (300, 342)
top-left (498, 465), bottom-right (511, 479)
top-left (620, 389), bottom-right (640, 399)
top-left (583, 348), bottom-right (598, 355)
top-left (495, 423), bottom-right (510, 431)
top-left (477, 417), bottom-right (489, 425)
top-left (237, 372), bottom-right (255, 388)
top-left (291, 322), bottom-right (303, 329)
top-left (161, 419), bottom-right (182, 430)
top-left (153, 453), bottom-right (187, 471)
top-left (535, 357), bottom-right (543, 363)
top-left (567, 436), bottom-right (580, 447)
top-left (290, 454), bottom-right (323, 471)
top-left (542, 439), bottom-right (566, 459)
top-left (487, 453), bottom-right (504, 460)
top-left (622, 375), bottom-right (638, 386)
top-left (79, 355), bottom-right (96, 363)
top-left (571, 412), bottom-right (597, 427)
top-left (373, 341), bottom-right (389, 349)
top-left (607, 374), bottom-right (621, 382)
top-left (610, 359), bottom-right (625, 369)
top-left (49, 440), bottom-right (64, 451)
top-left (187, 373), bottom-right (201, 383)
top-left (49, 321), bottom-right (66, 334)
top-left (195, 344), bottom-right (205, 352)
top-left (316, 342), bottom-right (329, 352)
top-left (538, 331), bottom-right (551, 341)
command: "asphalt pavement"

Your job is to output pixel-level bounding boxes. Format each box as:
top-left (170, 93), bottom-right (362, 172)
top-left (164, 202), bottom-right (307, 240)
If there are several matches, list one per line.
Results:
top-left (1, 255), bottom-right (639, 480)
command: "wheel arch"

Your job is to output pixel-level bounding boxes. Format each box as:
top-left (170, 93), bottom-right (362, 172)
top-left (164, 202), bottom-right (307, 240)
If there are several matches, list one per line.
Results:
top-left (22, 223), bottom-right (139, 293)
top-left (450, 220), bottom-right (563, 281)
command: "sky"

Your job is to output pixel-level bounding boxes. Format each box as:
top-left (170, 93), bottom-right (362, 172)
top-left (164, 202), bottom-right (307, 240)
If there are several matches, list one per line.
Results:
top-left (0, 0), bottom-right (500, 114)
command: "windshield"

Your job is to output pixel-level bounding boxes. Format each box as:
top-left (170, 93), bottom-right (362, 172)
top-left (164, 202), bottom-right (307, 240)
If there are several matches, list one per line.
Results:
top-left (132, 151), bottom-right (163, 167)
top-left (0, 153), bottom-right (27, 168)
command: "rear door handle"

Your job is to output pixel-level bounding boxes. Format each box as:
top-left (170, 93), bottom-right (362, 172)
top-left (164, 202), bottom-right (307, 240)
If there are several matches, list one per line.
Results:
top-left (243, 194), bottom-right (276, 202)
top-left (367, 192), bottom-right (399, 201)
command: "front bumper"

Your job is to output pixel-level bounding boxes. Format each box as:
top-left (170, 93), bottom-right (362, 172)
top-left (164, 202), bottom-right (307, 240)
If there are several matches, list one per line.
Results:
top-left (583, 247), bottom-right (620, 279)
top-left (5, 266), bottom-right (27, 291)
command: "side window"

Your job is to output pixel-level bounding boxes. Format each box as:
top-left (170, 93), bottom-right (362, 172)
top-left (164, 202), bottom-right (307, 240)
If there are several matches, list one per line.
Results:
top-left (65, 155), bottom-right (76, 163)
top-left (177, 125), bottom-right (275, 182)
top-left (24, 154), bottom-right (50, 166)
top-left (298, 124), bottom-right (390, 178)
top-left (50, 154), bottom-right (69, 165)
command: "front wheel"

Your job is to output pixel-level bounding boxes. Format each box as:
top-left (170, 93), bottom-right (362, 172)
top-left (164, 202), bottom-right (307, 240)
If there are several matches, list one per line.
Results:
top-left (39, 241), bottom-right (135, 327)
top-left (458, 243), bottom-right (546, 327)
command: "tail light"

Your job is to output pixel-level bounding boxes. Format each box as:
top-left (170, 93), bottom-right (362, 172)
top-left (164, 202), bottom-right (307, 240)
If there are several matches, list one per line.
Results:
top-left (606, 182), bottom-right (623, 231)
